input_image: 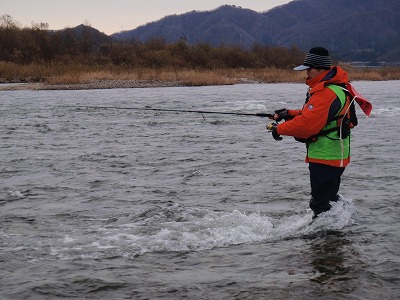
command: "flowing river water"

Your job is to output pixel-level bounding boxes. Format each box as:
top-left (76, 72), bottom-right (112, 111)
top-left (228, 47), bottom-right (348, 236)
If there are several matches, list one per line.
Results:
top-left (1, 81), bottom-right (399, 299)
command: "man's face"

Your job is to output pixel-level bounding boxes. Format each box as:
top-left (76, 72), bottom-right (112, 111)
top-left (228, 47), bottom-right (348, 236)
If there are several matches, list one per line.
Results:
top-left (306, 67), bottom-right (325, 80)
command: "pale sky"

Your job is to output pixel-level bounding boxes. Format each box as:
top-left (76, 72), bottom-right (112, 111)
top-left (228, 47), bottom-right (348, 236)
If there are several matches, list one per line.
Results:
top-left (2, 0), bottom-right (293, 35)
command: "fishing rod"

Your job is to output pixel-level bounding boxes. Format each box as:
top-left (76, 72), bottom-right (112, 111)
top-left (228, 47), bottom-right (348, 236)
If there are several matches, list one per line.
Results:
top-left (63, 105), bottom-right (274, 118)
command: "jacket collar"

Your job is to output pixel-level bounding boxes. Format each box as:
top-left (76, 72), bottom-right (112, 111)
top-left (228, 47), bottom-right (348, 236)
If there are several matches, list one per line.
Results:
top-left (306, 68), bottom-right (331, 91)
top-left (306, 66), bottom-right (349, 94)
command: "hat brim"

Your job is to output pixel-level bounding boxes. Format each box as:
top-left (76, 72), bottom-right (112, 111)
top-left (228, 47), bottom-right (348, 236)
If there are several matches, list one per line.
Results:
top-left (293, 65), bottom-right (310, 71)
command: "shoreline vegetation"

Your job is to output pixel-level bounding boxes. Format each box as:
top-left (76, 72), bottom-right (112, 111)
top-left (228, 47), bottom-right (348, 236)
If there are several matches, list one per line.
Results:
top-left (1, 65), bottom-right (400, 91)
top-left (1, 15), bottom-right (400, 91)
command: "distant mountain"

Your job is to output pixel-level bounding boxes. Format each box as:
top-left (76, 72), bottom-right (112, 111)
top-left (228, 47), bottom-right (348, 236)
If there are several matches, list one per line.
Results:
top-left (69, 24), bottom-right (111, 41)
top-left (54, 24), bottom-right (111, 41)
top-left (111, 0), bottom-right (400, 63)
top-left (111, 5), bottom-right (277, 46)
top-left (54, 24), bottom-right (112, 53)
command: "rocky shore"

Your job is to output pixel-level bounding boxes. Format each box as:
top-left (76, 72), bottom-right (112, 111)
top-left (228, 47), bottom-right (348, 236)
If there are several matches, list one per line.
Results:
top-left (0, 79), bottom-right (185, 91)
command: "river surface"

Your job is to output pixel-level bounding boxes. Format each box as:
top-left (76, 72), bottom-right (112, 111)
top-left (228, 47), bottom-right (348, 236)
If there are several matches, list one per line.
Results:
top-left (1, 81), bottom-right (399, 299)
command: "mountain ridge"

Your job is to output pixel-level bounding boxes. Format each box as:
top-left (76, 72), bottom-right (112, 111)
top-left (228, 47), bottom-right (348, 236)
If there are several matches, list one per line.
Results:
top-left (109, 0), bottom-right (400, 63)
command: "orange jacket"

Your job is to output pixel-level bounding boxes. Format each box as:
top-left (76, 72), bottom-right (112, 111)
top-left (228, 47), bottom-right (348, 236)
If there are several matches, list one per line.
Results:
top-left (276, 66), bottom-right (351, 167)
top-left (277, 66), bottom-right (349, 139)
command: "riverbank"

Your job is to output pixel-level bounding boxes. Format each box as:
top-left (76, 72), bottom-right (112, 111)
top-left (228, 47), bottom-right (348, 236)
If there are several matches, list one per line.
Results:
top-left (1, 66), bottom-right (399, 91)
top-left (0, 67), bottom-right (296, 91)
top-left (0, 80), bottom-right (186, 91)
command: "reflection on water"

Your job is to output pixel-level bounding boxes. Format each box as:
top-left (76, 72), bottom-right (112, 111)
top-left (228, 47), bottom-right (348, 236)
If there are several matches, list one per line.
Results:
top-left (310, 231), bottom-right (353, 285)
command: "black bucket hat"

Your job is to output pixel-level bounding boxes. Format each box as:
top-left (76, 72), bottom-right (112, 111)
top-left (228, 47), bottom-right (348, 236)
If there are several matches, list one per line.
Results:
top-left (294, 47), bottom-right (332, 71)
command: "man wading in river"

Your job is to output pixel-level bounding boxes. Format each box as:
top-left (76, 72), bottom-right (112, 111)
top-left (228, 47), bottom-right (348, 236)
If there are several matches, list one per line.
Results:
top-left (267, 47), bottom-right (358, 219)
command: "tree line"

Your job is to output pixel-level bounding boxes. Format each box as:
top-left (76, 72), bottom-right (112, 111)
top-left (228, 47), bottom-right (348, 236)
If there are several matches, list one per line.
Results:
top-left (0, 15), bottom-right (305, 70)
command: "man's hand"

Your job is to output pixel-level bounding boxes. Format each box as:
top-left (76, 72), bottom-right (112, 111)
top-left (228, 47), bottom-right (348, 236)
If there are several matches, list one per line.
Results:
top-left (266, 123), bottom-right (282, 141)
top-left (274, 108), bottom-right (291, 122)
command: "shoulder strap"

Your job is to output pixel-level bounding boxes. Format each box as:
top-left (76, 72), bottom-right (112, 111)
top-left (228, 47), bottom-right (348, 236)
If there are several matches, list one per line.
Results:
top-left (305, 84), bottom-right (349, 143)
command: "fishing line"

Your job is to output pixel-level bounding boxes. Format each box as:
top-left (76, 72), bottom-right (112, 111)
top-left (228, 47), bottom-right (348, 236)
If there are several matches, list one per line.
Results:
top-left (61, 105), bottom-right (274, 118)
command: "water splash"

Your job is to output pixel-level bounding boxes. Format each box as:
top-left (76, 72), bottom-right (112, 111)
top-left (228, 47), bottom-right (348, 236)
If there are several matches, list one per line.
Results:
top-left (52, 197), bottom-right (355, 260)
top-left (310, 196), bottom-right (355, 228)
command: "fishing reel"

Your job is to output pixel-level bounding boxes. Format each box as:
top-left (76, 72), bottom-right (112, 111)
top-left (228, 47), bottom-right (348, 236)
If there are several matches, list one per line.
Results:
top-left (266, 122), bottom-right (278, 131)
top-left (266, 122), bottom-right (282, 141)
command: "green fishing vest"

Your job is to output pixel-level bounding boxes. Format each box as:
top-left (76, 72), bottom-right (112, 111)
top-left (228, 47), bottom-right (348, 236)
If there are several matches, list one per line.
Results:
top-left (307, 85), bottom-right (350, 162)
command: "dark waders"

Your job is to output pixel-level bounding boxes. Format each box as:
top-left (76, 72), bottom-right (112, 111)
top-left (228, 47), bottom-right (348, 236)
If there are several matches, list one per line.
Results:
top-left (309, 162), bottom-right (345, 218)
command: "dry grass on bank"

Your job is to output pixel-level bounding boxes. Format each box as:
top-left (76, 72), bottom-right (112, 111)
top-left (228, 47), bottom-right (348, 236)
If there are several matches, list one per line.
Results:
top-left (41, 67), bottom-right (307, 85)
top-left (44, 69), bottom-right (239, 86)
top-left (343, 66), bottom-right (400, 81)
top-left (1, 61), bottom-right (400, 87)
